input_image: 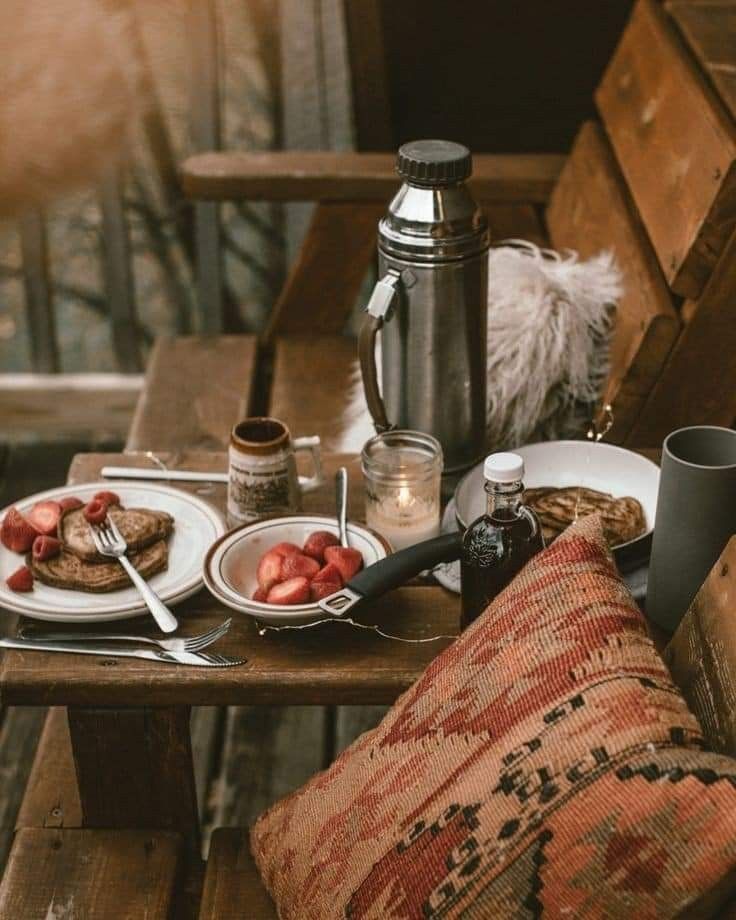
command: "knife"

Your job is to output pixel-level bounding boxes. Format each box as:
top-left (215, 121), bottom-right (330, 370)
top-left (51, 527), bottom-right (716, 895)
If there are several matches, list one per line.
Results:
top-left (318, 531), bottom-right (463, 617)
top-left (0, 637), bottom-right (245, 667)
top-left (101, 466), bottom-right (228, 483)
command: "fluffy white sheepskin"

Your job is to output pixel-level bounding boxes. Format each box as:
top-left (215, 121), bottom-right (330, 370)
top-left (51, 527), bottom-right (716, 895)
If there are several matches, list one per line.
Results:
top-left (485, 240), bottom-right (621, 448)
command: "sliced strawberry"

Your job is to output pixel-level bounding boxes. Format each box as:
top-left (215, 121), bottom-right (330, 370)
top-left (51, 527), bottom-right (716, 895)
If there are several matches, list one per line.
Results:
top-left (59, 496), bottom-right (84, 512)
top-left (303, 530), bottom-right (340, 563)
top-left (256, 549), bottom-right (284, 592)
top-left (323, 546), bottom-right (363, 583)
top-left (1, 507), bottom-right (39, 553)
top-left (32, 535), bottom-right (61, 561)
top-left (281, 553), bottom-right (320, 581)
top-left (270, 542), bottom-right (301, 558)
top-left (312, 562), bottom-right (344, 587)
top-left (93, 490), bottom-right (120, 507)
top-left (310, 580), bottom-right (341, 602)
top-left (6, 565), bottom-right (33, 592)
top-left (83, 499), bottom-right (107, 525)
top-left (266, 576), bottom-right (310, 606)
top-left (27, 500), bottom-right (62, 537)
top-left (252, 586), bottom-right (269, 603)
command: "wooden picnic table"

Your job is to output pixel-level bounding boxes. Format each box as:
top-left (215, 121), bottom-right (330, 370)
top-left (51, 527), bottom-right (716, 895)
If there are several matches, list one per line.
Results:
top-left (0, 446), bottom-right (459, 854)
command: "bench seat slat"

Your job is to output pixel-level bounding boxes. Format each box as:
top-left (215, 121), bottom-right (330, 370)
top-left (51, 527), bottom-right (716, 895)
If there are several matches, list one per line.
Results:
top-left (199, 828), bottom-right (276, 920)
top-left (0, 828), bottom-right (181, 920)
top-left (126, 335), bottom-right (258, 452)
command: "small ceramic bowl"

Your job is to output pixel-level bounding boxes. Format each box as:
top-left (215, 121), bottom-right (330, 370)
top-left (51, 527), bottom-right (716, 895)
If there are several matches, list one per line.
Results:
top-left (203, 514), bottom-right (391, 625)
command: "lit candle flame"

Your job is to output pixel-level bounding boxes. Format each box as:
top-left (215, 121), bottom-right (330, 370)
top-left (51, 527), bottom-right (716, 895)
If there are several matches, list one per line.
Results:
top-left (397, 485), bottom-right (413, 512)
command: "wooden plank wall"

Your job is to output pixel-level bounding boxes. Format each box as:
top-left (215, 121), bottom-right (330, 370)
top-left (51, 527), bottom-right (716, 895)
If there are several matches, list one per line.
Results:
top-left (547, 121), bottom-right (680, 444)
top-left (596, 0), bottom-right (736, 299)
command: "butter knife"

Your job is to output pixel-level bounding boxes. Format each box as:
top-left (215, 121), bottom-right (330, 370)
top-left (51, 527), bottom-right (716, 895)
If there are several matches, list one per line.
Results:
top-left (101, 466), bottom-right (228, 483)
top-left (0, 637), bottom-right (245, 667)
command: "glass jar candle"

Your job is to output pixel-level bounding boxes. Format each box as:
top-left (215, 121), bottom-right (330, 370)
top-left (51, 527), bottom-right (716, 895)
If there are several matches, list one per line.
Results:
top-left (361, 430), bottom-right (443, 552)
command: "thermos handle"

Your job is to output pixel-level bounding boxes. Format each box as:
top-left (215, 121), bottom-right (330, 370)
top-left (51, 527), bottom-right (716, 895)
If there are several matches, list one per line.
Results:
top-left (358, 270), bottom-right (401, 434)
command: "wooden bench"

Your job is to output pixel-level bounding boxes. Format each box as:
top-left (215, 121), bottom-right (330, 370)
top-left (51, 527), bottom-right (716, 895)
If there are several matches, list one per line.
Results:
top-left (198, 829), bottom-right (275, 920)
top-left (7, 336), bottom-right (258, 916)
top-left (0, 829), bottom-right (181, 920)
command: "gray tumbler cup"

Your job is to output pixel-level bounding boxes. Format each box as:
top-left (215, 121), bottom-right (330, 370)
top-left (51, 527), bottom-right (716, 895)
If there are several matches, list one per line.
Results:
top-left (647, 426), bottom-right (736, 633)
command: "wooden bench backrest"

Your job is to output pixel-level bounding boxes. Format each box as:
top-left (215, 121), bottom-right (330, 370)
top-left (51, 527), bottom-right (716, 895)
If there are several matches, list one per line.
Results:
top-left (548, 0), bottom-right (736, 446)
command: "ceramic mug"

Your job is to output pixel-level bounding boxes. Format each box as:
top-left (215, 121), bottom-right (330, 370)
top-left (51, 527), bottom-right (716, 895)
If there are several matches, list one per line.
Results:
top-left (227, 417), bottom-right (323, 525)
top-left (647, 425), bottom-right (736, 633)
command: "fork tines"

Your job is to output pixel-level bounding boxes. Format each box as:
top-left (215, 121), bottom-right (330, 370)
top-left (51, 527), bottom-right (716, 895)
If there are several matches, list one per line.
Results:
top-left (198, 652), bottom-right (247, 667)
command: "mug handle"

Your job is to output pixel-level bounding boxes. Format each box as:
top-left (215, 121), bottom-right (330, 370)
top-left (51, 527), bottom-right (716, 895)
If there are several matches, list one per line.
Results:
top-left (293, 436), bottom-right (324, 493)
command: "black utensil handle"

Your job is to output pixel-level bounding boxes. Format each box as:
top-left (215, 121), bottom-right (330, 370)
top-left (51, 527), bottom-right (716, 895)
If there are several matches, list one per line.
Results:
top-left (349, 531), bottom-right (463, 600)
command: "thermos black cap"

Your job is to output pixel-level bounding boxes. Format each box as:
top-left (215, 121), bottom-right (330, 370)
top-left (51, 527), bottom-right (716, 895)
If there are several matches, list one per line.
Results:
top-left (397, 139), bottom-right (472, 187)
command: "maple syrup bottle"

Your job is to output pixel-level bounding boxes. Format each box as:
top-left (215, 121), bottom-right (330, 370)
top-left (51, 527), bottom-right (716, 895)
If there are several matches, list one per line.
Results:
top-left (460, 452), bottom-right (544, 629)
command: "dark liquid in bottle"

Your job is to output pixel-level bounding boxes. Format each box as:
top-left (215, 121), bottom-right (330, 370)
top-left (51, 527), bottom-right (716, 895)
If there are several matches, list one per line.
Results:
top-left (460, 507), bottom-right (544, 629)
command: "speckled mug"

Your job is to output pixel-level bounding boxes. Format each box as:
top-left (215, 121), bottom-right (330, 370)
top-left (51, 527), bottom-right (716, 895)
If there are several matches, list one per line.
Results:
top-left (227, 418), bottom-right (323, 526)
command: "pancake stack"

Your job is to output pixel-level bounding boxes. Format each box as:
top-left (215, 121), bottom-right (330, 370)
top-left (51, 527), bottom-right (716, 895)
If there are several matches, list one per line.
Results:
top-left (29, 504), bottom-right (174, 592)
top-left (523, 486), bottom-right (646, 548)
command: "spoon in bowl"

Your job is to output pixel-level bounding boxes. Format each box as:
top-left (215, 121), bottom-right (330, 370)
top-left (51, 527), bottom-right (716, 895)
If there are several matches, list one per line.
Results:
top-left (335, 467), bottom-right (349, 547)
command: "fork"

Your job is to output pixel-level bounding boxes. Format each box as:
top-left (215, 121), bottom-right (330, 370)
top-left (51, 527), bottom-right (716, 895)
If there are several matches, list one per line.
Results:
top-left (20, 618), bottom-right (232, 654)
top-left (89, 515), bottom-right (178, 633)
top-left (0, 636), bottom-right (246, 667)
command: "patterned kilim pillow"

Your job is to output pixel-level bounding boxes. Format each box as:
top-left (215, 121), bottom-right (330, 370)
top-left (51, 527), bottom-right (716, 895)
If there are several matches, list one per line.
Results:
top-left (251, 515), bottom-right (736, 918)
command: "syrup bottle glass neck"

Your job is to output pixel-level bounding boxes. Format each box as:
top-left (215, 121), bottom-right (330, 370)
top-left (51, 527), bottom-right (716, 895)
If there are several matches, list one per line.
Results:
top-left (484, 479), bottom-right (524, 518)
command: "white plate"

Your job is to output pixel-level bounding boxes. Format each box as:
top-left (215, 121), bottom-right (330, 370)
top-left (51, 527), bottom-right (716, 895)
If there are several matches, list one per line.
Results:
top-left (454, 441), bottom-right (660, 550)
top-left (0, 482), bottom-right (225, 622)
top-left (204, 515), bottom-right (390, 625)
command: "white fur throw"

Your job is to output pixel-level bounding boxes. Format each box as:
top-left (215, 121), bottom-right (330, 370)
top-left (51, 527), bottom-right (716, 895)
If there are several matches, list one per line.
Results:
top-left (0, 0), bottom-right (141, 217)
top-left (485, 240), bottom-right (621, 448)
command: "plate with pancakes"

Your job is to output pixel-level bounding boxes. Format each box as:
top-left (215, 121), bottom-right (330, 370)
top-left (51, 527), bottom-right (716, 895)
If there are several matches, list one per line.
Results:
top-left (453, 440), bottom-right (659, 570)
top-left (0, 482), bottom-right (225, 622)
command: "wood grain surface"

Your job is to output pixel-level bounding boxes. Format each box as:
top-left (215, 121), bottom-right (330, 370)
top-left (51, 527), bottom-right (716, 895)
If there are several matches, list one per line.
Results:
top-left (0, 584), bottom-right (457, 708)
top-left (181, 150), bottom-right (564, 204)
top-left (0, 708), bottom-right (46, 869)
top-left (628, 225), bottom-right (736, 444)
top-left (596, 0), bottom-right (736, 298)
top-left (0, 828), bottom-right (181, 920)
top-left (665, 536), bottom-right (736, 755)
top-left (0, 374), bottom-right (140, 442)
top-left (199, 828), bottom-right (276, 920)
top-left (270, 336), bottom-right (373, 454)
top-left (126, 336), bottom-right (258, 451)
top-left (68, 707), bottom-right (200, 850)
top-left (547, 121), bottom-right (680, 444)
top-left (16, 708), bottom-right (81, 832)
top-left (264, 202), bottom-right (384, 340)
top-left (667, 0), bottom-right (736, 122)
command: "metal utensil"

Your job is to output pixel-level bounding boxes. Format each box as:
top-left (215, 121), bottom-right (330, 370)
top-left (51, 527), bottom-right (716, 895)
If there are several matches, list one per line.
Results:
top-left (89, 516), bottom-right (178, 633)
top-left (318, 531), bottom-right (463, 616)
top-left (101, 466), bottom-right (229, 483)
top-left (0, 636), bottom-right (246, 666)
top-left (335, 467), bottom-right (349, 547)
top-left (20, 618), bottom-right (232, 653)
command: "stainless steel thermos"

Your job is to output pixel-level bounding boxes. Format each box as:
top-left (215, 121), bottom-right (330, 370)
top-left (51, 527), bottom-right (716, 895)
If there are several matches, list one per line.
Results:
top-left (359, 139), bottom-right (490, 474)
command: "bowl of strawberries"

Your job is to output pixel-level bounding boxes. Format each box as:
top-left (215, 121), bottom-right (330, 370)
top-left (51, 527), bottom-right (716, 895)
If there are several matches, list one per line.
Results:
top-left (203, 515), bottom-right (391, 624)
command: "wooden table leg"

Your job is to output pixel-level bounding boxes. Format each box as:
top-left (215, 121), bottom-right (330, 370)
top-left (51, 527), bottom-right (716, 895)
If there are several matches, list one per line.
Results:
top-left (67, 706), bottom-right (200, 854)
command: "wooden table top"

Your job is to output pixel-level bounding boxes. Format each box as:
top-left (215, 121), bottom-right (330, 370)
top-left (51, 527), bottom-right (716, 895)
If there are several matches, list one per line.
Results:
top-left (0, 451), bottom-right (459, 707)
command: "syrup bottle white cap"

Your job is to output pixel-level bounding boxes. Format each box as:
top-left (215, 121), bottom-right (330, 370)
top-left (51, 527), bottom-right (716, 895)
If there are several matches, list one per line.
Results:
top-left (483, 452), bottom-right (525, 484)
